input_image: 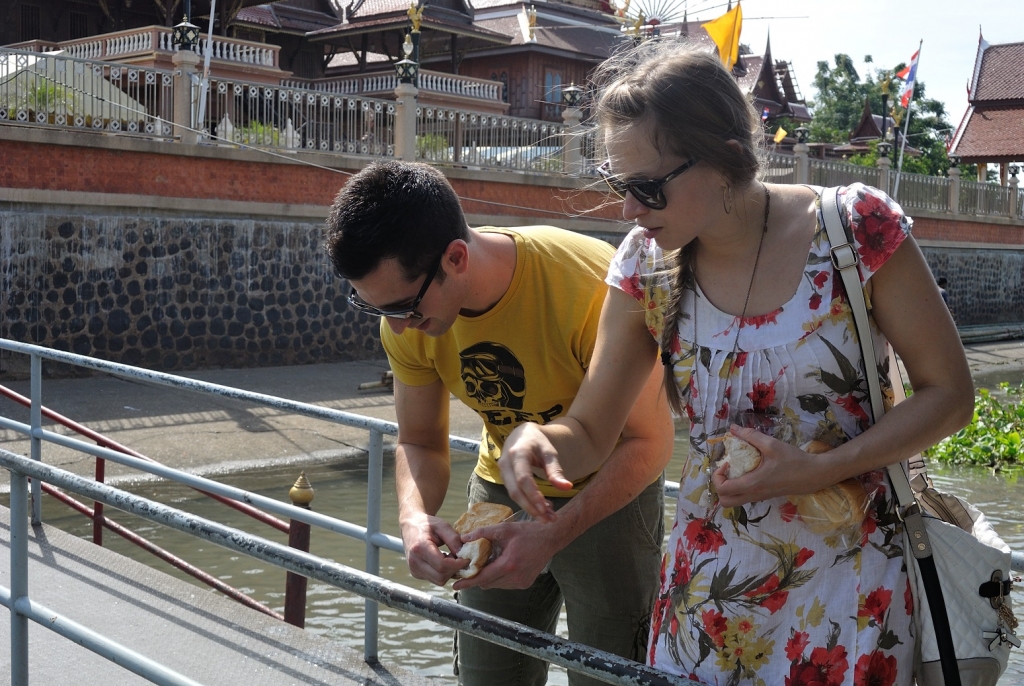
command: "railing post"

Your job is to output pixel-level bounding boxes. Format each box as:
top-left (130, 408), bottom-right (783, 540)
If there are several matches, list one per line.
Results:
top-left (393, 81), bottom-right (418, 161)
top-left (793, 140), bottom-right (810, 185)
top-left (876, 155), bottom-right (892, 196)
top-left (284, 472), bottom-right (314, 628)
top-left (171, 49), bottom-right (200, 145)
top-left (948, 164), bottom-right (961, 216)
top-left (93, 456), bottom-right (105, 545)
top-left (10, 467), bottom-right (29, 686)
top-left (560, 105), bottom-right (583, 175)
top-left (1009, 169), bottom-right (1019, 219)
top-left (364, 429), bottom-right (384, 663)
top-left (30, 354), bottom-right (42, 524)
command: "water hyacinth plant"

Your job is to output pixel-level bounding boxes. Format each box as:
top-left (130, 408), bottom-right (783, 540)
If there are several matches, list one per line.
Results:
top-left (925, 383), bottom-right (1024, 471)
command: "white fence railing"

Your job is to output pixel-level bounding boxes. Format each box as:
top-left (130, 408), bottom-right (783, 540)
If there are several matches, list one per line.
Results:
top-left (0, 48), bottom-right (173, 138)
top-left (283, 69), bottom-right (503, 105)
top-left (416, 105), bottom-right (567, 173)
top-left (893, 172), bottom-right (951, 214)
top-left (808, 157), bottom-right (881, 189)
top-left (202, 78), bottom-right (395, 156)
top-left (6, 26), bottom-right (280, 69)
top-left (960, 180), bottom-right (1012, 217)
top-left (763, 151), bottom-right (798, 184)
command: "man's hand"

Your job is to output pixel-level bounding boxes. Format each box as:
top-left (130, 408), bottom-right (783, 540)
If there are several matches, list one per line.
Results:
top-left (499, 423), bottom-right (572, 522)
top-left (400, 511), bottom-right (469, 586)
top-left (452, 520), bottom-right (559, 591)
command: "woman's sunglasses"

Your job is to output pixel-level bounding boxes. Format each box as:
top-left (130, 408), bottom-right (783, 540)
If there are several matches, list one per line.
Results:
top-left (596, 158), bottom-right (698, 210)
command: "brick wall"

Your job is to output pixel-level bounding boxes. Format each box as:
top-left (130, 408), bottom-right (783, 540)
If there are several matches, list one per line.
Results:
top-left (0, 139), bottom-right (621, 222)
top-left (914, 216), bottom-right (1024, 245)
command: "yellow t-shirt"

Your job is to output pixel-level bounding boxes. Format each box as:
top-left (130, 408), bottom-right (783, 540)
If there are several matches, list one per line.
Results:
top-left (381, 226), bottom-right (614, 497)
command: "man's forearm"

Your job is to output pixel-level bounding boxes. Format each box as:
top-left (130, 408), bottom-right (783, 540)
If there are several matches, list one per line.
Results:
top-left (395, 442), bottom-right (452, 521)
top-left (540, 434), bottom-right (671, 552)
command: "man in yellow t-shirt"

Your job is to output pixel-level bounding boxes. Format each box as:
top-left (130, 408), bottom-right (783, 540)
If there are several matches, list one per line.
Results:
top-left (326, 161), bottom-right (673, 686)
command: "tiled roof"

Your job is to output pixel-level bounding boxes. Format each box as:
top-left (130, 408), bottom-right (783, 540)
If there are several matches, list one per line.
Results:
top-left (952, 106), bottom-right (1024, 159)
top-left (974, 42), bottom-right (1024, 102)
top-left (236, 5), bottom-right (280, 27)
top-left (351, 0), bottom-right (411, 15)
top-left (735, 54), bottom-right (763, 95)
top-left (473, 15), bottom-right (618, 56)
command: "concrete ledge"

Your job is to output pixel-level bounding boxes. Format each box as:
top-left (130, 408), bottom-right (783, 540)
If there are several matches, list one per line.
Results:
top-left (917, 239), bottom-right (1024, 251)
top-left (0, 187), bottom-right (626, 234)
top-left (0, 123), bottom-right (592, 190)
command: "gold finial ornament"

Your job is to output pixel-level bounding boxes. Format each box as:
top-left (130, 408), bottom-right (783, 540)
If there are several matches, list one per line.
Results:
top-left (408, 1), bottom-right (424, 32)
top-left (289, 471), bottom-right (315, 506)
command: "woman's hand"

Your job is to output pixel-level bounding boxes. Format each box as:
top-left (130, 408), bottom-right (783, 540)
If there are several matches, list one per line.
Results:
top-left (712, 426), bottom-right (844, 508)
top-left (498, 423), bottom-right (574, 522)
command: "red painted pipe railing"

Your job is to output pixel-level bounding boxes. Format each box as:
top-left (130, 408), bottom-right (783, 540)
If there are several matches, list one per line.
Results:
top-left (0, 383), bottom-right (289, 533)
top-left (0, 382), bottom-right (311, 623)
top-left (39, 480), bottom-right (284, 620)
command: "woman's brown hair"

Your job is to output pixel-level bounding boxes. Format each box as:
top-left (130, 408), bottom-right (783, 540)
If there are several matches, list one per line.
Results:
top-left (591, 39), bottom-right (762, 414)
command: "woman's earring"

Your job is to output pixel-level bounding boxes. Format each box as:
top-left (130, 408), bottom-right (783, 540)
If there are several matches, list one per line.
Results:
top-left (722, 185), bottom-right (733, 214)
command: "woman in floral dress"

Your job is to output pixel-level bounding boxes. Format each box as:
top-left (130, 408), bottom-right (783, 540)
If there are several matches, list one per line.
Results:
top-left (486, 41), bottom-right (974, 685)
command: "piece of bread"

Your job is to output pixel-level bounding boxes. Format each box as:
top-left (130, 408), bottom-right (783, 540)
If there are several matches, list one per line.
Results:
top-left (720, 434), bottom-right (762, 479)
top-left (793, 479), bottom-right (868, 534)
top-left (452, 503), bottom-right (513, 579)
top-left (800, 439), bottom-right (834, 455)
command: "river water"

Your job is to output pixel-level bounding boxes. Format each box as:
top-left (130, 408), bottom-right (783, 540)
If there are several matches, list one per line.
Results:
top-left (25, 430), bottom-right (1024, 684)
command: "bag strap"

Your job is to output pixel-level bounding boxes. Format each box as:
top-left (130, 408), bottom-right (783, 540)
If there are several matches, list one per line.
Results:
top-left (817, 187), bottom-right (918, 513)
top-left (819, 186), bottom-right (963, 686)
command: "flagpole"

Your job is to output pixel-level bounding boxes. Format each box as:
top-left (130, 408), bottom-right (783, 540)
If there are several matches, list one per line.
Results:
top-left (892, 40), bottom-right (922, 200)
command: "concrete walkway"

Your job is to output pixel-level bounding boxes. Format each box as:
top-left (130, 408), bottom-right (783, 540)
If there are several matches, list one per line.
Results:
top-left (0, 506), bottom-right (433, 685)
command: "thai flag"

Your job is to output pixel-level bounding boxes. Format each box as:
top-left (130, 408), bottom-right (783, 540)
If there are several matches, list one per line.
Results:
top-left (761, 106), bottom-right (770, 121)
top-left (896, 49), bottom-right (920, 108)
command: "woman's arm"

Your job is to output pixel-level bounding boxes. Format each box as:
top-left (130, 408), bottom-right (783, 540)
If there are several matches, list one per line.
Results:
top-left (499, 287), bottom-right (663, 519)
top-left (714, 236), bottom-right (974, 507)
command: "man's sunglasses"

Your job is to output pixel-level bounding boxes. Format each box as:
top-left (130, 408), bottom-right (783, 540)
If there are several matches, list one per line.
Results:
top-left (596, 158), bottom-right (698, 210)
top-left (347, 253), bottom-right (443, 320)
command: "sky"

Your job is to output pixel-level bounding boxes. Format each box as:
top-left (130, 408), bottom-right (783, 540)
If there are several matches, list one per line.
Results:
top-left (679, 0), bottom-right (1024, 132)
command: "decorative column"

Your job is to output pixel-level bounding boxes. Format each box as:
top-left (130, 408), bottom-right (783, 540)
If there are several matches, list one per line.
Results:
top-left (793, 126), bottom-right (810, 185)
top-left (947, 155), bottom-right (961, 216)
top-left (560, 83), bottom-right (584, 175)
top-left (171, 50), bottom-right (200, 145)
top-left (393, 34), bottom-right (419, 161)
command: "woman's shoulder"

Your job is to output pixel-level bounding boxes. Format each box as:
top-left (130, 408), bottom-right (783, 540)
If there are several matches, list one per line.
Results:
top-left (838, 183), bottom-right (913, 279)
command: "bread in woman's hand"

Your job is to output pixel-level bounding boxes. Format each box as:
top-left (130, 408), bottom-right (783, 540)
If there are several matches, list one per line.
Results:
top-left (793, 479), bottom-right (868, 534)
top-left (791, 439), bottom-right (868, 533)
top-left (720, 434), bottom-right (762, 478)
top-left (452, 503), bottom-right (513, 579)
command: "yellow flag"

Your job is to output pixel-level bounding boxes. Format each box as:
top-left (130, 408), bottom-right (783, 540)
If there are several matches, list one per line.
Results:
top-left (702, 2), bottom-right (743, 70)
top-left (774, 126), bottom-right (788, 143)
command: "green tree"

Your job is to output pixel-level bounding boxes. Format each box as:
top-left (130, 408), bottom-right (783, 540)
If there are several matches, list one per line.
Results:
top-left (808, 54), bottom-right (954, 176)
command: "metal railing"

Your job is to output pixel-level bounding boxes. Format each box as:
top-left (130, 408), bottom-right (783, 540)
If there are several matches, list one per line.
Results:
top-left (807, 157), bottom-right (881, 189)
top-left (416, 105), bottom-right (567, 173)
top-left (0, 339), bottom-right (695, 686)
top-left (0, 47), bottom-right (173, 137)
top-left (202, 78), bottom-right (395, 156)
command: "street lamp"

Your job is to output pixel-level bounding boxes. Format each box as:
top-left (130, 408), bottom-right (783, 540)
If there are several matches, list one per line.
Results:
top-left (1010, 164), bottom-right (1020, 178)
top-left (794, 126), bottom-right (808, 144)
top-left (395, 33), bottom-right (418, 84)
top-left (172, 0), bottom-right (200, 49)
top-left (562, 83), bottom-right (583, 108)
top-left (948, 154), bottom-right (961, 168)
top-left (877, 141), bottom-right (893, 158)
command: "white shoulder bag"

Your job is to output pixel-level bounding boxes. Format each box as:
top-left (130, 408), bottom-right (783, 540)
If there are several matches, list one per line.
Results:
top-left (819, 186), bottom-right (1019, 686)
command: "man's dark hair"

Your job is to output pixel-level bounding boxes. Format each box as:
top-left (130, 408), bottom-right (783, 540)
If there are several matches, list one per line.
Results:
top-left (325, 161), bottom-right (469, 281)
top-left (936, 276), bottom-right (948, 288)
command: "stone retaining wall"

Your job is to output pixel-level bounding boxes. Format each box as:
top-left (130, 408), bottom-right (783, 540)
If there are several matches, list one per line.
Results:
top-left (1, 204), bottom-right (1020, 377)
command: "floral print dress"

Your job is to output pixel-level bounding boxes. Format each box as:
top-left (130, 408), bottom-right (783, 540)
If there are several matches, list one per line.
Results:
top-left (607, 184), bottom-right (915, 686)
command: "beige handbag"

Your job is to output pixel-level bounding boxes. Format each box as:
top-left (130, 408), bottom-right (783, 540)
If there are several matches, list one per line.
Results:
top-left (819, 186), bottom-right (1019, 686)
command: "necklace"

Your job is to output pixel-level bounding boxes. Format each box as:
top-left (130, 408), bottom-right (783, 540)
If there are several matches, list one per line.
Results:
top-left (696, 183), bottom-right (771, 507)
